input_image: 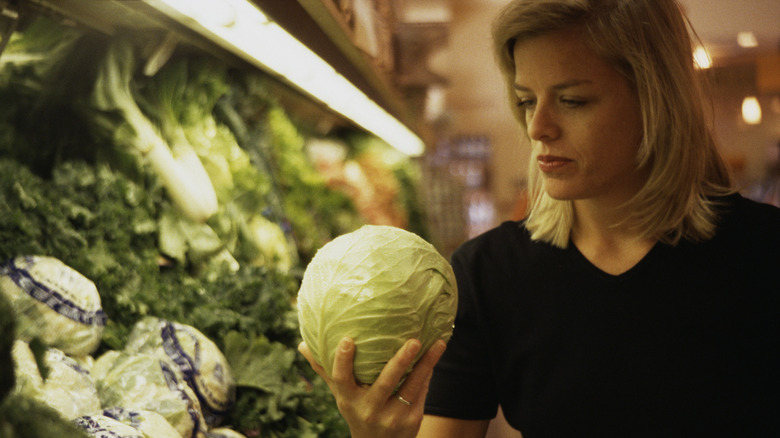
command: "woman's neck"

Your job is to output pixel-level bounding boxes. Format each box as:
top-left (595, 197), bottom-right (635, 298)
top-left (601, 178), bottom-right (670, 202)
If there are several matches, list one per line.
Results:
top-left (570, 199), bottom-right (657, 275)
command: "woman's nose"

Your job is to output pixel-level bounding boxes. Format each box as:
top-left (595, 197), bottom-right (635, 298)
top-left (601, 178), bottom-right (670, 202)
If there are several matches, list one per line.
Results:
top-left (527, 102), bottom-right (560, 142)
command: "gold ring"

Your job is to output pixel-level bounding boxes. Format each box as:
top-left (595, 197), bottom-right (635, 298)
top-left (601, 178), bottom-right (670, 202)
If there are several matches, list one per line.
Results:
top-left (396, 395), bottom-right (412, 406)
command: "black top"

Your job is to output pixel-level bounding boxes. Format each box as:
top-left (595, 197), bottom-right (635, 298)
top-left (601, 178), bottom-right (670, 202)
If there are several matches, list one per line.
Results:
top-left (425, 194), bottom-right (780, 437)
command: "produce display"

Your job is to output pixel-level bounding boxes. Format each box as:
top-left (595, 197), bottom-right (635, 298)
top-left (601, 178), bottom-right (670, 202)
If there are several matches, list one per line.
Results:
top-left (0, 12), bottom-right (430, 438)
top-left (297, 225), bottom-right (457, 384)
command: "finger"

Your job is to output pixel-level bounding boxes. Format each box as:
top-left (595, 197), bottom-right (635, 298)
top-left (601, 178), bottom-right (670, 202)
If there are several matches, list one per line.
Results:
top-left (331, 337), bottom-right (359, 393)
top-left (398, 339), bottom-right (447, 404)
top-left (298, 342), bottom-right (330, 383)
top-left (370, 338), bottom-right (422, 398)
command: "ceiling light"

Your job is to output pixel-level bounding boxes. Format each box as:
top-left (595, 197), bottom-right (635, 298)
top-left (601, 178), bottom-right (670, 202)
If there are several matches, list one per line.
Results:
top-left (693, 45), bottom-right (712, 69)
top-left (742, 96), bottom-right (762, 125)
top-left (737, 31), bottom-right (759, 48)
top-left (143, 0), bottom-right (425, 156)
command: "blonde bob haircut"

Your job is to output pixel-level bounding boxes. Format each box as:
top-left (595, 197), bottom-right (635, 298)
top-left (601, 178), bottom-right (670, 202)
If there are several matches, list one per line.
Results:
top-left (492, 0), bottom-right (733, 248)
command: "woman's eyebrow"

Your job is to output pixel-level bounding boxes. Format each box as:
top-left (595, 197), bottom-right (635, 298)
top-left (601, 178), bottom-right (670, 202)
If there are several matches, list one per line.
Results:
top-left (513, 79), bottom-right (593, 91)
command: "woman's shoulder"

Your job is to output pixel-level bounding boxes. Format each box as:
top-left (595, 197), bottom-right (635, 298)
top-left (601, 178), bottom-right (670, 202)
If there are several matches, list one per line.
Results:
top-left (711, 194), bottom-right (780, 253)
top-left (451, 220), bottom-right (550, 265)
top-left (718, 194), bottom-right (780, 236)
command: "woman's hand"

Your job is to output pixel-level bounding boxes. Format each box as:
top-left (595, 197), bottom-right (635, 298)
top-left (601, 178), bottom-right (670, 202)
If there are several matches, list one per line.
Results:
top-left (298, 337), bottom-right (447, 438)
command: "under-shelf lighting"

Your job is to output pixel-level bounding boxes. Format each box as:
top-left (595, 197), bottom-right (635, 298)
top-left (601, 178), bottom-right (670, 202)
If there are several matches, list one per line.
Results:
top-left (143, 0), bottom-right (425, 156)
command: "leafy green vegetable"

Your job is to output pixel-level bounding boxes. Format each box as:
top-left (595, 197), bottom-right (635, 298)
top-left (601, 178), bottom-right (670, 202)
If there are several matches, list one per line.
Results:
top-left (0, 17), bottom-right (107, 176)
top-left (101, 408), bottom-right (182, 438)
top-left (125, 317), bottom-right (236, 425)
top-left (297, 225), bottom-right (457, 384)
top-left (91, 38), bottom-right (218, 223)
top-left (224, 76), bottom-right (364, 265)
top-left (0, 256), bottom-right (106, 356)
top-left (0, 292), bottom-right (15, 401)
top-left (74, 414), bottom-right (149, 438)
top-left (0, 393), bottom-right (88, 438)
top-left (92, 350), bottom-right (207, 438)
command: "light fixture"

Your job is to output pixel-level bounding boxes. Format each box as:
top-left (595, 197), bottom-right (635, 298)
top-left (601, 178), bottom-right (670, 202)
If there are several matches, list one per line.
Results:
top-left (737, 31), bottom-right (759, 49)
top-left (143, 0), bottom-right (425, 156)
top-left (742, 96), bottom-right (762, 125)
top-left (693, 45), bottom-right (712, 69)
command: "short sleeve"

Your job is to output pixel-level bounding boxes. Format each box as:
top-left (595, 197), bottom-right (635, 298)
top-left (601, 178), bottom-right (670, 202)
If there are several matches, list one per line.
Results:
top-left (424, 243), bottom-right (499, 420)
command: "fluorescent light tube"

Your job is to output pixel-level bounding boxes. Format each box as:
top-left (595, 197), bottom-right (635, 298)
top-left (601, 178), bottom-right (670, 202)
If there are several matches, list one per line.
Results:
top-left (144, 0), bottom-right (425, 156)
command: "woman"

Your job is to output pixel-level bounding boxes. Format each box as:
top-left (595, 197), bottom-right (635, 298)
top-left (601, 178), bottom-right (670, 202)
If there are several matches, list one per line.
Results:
top-left (300, 0), bottom-right (780, 436)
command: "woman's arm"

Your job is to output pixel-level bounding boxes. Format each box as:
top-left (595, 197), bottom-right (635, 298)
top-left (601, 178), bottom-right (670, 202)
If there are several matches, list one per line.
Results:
top-left (300, 337), bottom-right (478, 438)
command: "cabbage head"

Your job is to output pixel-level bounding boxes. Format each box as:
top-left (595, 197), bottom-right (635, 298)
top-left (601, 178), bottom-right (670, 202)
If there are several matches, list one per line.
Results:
top-left (297, 225), bottom-right (457, 384)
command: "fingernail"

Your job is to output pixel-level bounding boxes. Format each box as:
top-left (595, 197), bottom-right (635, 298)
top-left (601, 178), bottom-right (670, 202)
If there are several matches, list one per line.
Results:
top-left (339, 337), bottom-right (352, 352)
top-left (406, 339), bottom-right (422, 355)
top-left (433, 340), bottom-right (447, 355)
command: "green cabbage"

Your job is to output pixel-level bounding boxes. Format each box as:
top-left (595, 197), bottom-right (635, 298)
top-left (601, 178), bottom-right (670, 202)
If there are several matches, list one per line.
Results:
top-left (297, 225), bottom-right (457, 384)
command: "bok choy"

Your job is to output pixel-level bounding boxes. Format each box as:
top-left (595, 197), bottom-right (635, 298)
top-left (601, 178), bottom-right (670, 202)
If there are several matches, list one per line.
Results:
top-left (91, 39), bottom-right (218, 223)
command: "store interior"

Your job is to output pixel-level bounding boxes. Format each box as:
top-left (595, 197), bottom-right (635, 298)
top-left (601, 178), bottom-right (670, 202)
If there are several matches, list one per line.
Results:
top-left (0, 0), bottom-right (778, 437)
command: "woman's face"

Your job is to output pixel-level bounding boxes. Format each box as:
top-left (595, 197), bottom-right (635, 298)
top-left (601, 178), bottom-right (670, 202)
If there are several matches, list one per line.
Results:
top-left (512, 29), bottom-right (646, 205)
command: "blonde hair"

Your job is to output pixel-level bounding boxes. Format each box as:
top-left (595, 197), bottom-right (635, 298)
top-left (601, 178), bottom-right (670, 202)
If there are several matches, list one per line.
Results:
top-left (492, 0), bottom-right (733, 247)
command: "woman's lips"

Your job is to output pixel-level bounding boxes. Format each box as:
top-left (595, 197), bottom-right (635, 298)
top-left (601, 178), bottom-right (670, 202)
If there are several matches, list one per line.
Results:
top-left (537, 155), bottom-right (573, 173)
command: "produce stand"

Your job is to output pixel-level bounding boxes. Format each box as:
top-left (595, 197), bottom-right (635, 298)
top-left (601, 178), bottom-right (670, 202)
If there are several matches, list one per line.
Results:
top-left (0, 1), bottom-right (433, 436)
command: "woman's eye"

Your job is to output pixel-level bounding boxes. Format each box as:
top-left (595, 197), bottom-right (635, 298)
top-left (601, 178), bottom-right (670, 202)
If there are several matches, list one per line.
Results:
top-left (561, 98), bottom-right (587, 108)
top-left (516, 99), bottom-right (536, 110)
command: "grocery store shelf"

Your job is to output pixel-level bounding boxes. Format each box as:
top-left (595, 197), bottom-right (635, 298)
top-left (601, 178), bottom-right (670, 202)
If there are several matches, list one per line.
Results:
top-left (13, 0), bottom-right (427, 151)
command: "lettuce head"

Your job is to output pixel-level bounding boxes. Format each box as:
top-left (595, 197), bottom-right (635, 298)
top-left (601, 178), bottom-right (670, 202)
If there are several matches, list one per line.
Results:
top-left (0, 256), bottom-right (106, 356)
top-left (125, 317), bottom-right (235, 426)
top-left (297, 225), bottom-right (457, 384)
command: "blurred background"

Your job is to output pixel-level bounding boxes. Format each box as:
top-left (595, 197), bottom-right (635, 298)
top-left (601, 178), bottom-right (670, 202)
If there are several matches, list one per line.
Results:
top-left (393, 0), bottom-right (780, 256)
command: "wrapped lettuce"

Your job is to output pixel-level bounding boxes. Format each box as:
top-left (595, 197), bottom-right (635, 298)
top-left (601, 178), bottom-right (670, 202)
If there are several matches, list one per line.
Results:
top-left (297, 225), bottom-right (458, 384)
top-left (0, 393), bottom-right (89, 438)
top-left (0, 256), bottom-right (106, 356)
top-left (73, 415), bottom-right (144, 438)
top-left (92, 350), bottom-right (207, 438)
top-left (101, 407), bottom-right (181, 438)
top-left (10, 342), bottom-right (101, 420)
top-left (125, 317), bottom-right (235, 426)
top-left (10, 340), bottom-right (42, 398)
top-left (1, 292), bottom-right (15, 400)
top-left (207, 428), bottom-right (248, 438)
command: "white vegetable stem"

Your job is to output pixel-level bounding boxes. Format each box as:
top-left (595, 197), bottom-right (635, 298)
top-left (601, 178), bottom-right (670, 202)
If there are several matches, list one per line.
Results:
top-left (145, 130), bottom-right (218, 223)
top-left (96, 40), bottom-right (218, 223)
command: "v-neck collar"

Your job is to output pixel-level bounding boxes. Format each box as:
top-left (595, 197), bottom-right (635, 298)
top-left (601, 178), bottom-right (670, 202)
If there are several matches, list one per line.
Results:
top-left (564, 239), bottom-right (665, 281)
